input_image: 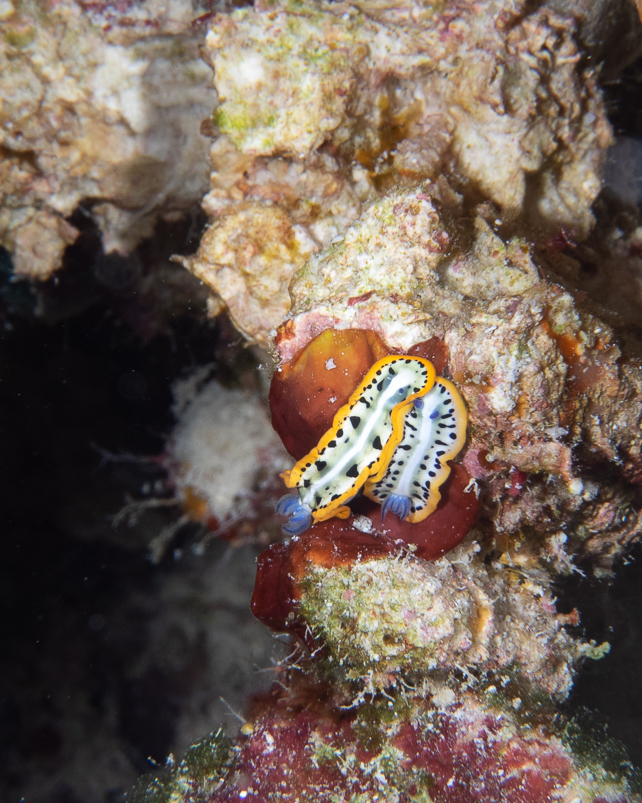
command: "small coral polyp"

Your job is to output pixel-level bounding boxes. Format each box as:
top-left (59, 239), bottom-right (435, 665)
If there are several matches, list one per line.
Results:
top-left (278, 355), bottom-right (436, 535)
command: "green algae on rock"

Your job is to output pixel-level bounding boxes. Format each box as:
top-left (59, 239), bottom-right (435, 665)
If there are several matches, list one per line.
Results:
top-left (297, 540), bottom-right (584, 699)
top-left (206, 5), bottom-right (361, 158)
top-left (128, 728), bottom-right (234, 803)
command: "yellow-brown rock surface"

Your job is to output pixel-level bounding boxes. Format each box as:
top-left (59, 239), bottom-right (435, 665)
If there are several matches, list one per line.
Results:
top-left (185, 0), bottom-right (612, 345)
top-left (0, 0), bottom-right (214, 280)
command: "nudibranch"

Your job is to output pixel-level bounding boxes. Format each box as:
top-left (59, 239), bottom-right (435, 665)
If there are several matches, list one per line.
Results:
top-left (364, 378), bottom-right (467, 523)
top-left (277, 356), bottom-right (436, 535)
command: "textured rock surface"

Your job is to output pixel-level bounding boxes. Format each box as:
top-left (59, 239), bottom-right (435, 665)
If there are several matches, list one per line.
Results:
top-left (299, 541), bottom-right (583, 699)
top-left (549, 0), bottom-right (642, 74)
top-left (0, 0), bottom-right (214, 279)
top-left (275, 181), bottom-right (642, 572)
top-left (132, 677), bottom-right (641, 802)
top-left (184, 0), bottom-right (612, 345)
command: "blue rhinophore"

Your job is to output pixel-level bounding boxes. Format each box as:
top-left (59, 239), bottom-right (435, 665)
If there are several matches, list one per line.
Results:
top-left (275, 494), bottom-right (313, 536)
top-left (381, 493), bottom-right (412, 523)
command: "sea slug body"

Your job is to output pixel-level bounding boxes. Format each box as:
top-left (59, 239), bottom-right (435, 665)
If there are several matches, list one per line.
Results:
top-left (364, 378), bottom-right (467, 523)
top-left (277, 356), bottom-right (436, 535)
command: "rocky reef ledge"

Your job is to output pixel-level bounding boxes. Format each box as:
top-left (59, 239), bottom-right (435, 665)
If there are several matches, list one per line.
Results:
top-left (131, 0), bottom-right (642, 800)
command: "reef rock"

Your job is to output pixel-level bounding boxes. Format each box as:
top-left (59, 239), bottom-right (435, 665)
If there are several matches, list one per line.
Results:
top-left (132, 677), bottom-right (641, 803)
top-left (0, 0), bottom-right (214, 280)
top-left (274, 181), bottom-right (642, 572)
top-left (254, 536), bottom-right (583, 699)
top-left (184, 0), bottom-right (612, 345)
